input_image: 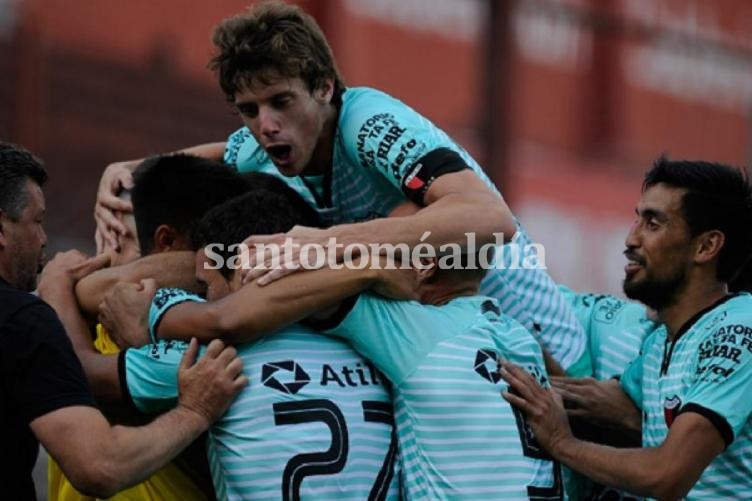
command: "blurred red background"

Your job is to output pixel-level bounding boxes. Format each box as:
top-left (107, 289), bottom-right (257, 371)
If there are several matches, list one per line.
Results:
top-left (1, 0), bottom-right (751, 294)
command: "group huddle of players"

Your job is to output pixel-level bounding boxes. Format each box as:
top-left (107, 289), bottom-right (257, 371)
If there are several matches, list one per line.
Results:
top-left (39, 1), bottom-right (752, 500)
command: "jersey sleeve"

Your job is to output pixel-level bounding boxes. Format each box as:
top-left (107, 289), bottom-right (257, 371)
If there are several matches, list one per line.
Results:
top-left (619, 352), bottom-right (644, 410)
top-left (149, 288), bottom-right (206, 342)
top-left (339, 90), bottom-right (470, 204)
top-left (311, 292), bottom-right (438, 385)
top-left (224, 127), bottom-right (256, 169)
top-left (122, 339), bottom-right (200, 414)
top-left (679, 317), bottom-right (752, 446)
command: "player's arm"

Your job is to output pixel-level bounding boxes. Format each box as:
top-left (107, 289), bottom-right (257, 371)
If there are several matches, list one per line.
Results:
top-left (501, 362), bottom-right (726, 500)
top-left (332, 165), bottom-right (516, 249)
top-left (502, 364), bottom-right (727, 499)
top-left (31, 339), bottom-right (245, 498)
top-left (76, 251), bottom-right (198, 316)
top-left (552, 413), bottom-right (720, 499)
top-left (157, 257), bottom-right (385, 343)
top-left (41, 270), bottom-right (122, 401)
top-left (335, 98), bottom-right (517, 249)
top-left (95, 142), bottom-right (226, 251)
top-left (38, 251), bottom-right (124, 400)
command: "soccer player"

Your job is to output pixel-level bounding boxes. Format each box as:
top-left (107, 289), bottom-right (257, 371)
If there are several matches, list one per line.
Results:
top-left (48, 185), bottom-right (197, 501)
top-left (501, 157), bottom-right (752, 500)
top-left (104, 198), bottom-right (563, 499)
top-left (93, 1), bottom-right (590, 376)
top-left (555, 287), bottom-right (658, 500)
top-left (105, 185), bottom-right (400, 500)
top-left (48, 154), bottom-right (253, 501)
top-left (0, 142), bottom-right (245, 500)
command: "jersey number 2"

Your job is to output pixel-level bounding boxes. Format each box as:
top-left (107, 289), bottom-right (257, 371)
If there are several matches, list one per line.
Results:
top-left (273, 399), bottom-right (397, 501)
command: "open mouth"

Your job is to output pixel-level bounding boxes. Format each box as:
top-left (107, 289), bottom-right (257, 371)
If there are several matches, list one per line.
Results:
top-left (266, 144), bottom-right (292, 164)
top-left (623, 252), bottom-right (645, 277)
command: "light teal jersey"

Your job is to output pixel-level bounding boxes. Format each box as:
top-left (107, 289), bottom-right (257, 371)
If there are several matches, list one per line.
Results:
top-left (314, 292), bottom-right (562, 500)
top-left (226, 86), bottom-right (588, 373)
top-left (124, 288), bottom-right (399, 501)
top-left (558, 286), bottom-right (657, 380)
top-left (621, 293), bottom-right (752, 500)
top-left (559, 286), bottom-right (660, 501)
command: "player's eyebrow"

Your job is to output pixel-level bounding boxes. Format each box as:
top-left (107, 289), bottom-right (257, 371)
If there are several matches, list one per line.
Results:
top-left (635, 207), bottom-right (668, 223)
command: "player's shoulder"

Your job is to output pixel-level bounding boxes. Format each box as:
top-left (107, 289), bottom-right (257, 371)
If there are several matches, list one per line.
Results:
top-left (721, 292), bottom-right (752, 314)
top-left (695, 293), bottom-right (752, 336)
top-left (590, 295), bottom-right (646, 327)
top-left (340, 87), bottom-right (417, 126)
top-left (261, 323), bottom-right (360, 352)
top-left (224, 126), bottom-right (269, 169)
top-left (1, 294), bottom-right (61, 334)
top-left (342, 86), bottom-right (398, 107)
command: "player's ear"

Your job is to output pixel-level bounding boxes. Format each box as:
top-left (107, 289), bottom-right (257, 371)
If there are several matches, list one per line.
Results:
top-left (693, 229), bottom-right (724, 265)
top-left (414, 257), bottom-right (438, 282)
top-left (314, 79), bottom-right (334, 105)
top-left (153, 225), bottom-right (179, 252)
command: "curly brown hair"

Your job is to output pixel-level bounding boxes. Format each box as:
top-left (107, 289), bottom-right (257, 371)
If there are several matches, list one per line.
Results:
top-left (209, 1), bottom-right (345, 107)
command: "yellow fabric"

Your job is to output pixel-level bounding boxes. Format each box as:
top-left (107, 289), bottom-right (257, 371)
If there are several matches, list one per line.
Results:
top-left (47, 325), bottom-right (208, 501)
top-left (92, 324), bottom-right (121, 355)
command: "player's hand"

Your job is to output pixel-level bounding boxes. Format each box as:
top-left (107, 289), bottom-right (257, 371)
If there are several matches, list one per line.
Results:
top-left (239, 225), bottom-right (342, 286)
top-left (95, 160), bottom-right (137, 253)
top-left (500, 362), bottom-right (573, 456)
top-left (98, 278), bottom-right (156, 349)
top-left (38, 251), bottom-right (111, 291)
top-left (177, 338), bottom-right (247, 426)
top-left (551, 377), bottom-right (641, 431)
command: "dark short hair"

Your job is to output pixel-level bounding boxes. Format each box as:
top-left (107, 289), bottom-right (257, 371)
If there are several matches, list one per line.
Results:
top-left (192, 174), bottom-right (322, 279)
top-left (644, 156), bottom-right (752, 282)
top-left (0, 143), bottom-right (47, 221)
top-left (209, 1), bottom-right (345, 107)
top-left (131, 154), bottom-right (250, 255)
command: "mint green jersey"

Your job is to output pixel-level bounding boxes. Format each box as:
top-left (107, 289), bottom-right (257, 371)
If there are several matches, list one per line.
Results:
top-left (314, 292), bottom-right (562, 500)
top-left (226, 86), bottom-right (588, 373)
top-left (558, 286), bottom-right (661, 500)
top-left (558, 286), bottom-right (656, 380)
top-left (621, 293), bottom-right (752, 499)
top-left (123, 288), bottom-right (399, 501)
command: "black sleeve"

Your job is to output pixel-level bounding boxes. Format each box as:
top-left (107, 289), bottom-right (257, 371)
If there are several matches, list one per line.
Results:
top-left (401, 147), bottom-right (471, 205)
top-left (304, 294), bottom-right (360, 331)
top-left (0, 302), bottom-right (97, 424)
top-left (678, 403), bottom-right (734, 448)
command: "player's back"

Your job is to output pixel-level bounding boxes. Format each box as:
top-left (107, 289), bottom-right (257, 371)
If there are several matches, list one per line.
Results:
top-left (210, 326), bottom-right (399, 501)
top-left (396, 300), bottom-right (560, 500)
top-left (319, 293), bottom-right (562, 500)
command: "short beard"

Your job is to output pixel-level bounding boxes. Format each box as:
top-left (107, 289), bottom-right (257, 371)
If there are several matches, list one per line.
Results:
top-left (17, 265), bottom-right (38, 292)
top-left (10, 247), bottom-right (39, 292)
top-left (623, 271), bottom-right (685, 311)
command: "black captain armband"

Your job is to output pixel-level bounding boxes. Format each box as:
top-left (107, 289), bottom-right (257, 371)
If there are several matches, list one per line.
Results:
top-left (400, 148), bottom-right (470, 205)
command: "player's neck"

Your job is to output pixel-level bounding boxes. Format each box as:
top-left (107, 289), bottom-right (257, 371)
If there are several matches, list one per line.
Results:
top-left (420, 280), bottom-right (479, 306)
top-left (302, 104), bottom-right (338, 176)
top-left (658, 277), bottom-right (728, 340)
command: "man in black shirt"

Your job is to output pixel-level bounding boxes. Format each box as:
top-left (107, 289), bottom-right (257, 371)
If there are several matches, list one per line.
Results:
top-left (0, 142), bottom-right (248, 499)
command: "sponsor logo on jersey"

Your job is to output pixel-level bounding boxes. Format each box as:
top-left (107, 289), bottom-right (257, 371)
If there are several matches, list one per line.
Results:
top-left (594, 297), bottom-right (626, 324)
top-left (474, 349), bottom-right (502, 383)
top-left (262, 360), bottom-right (311, 394)
top-left (663, 395), bottom-right (682, 427)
